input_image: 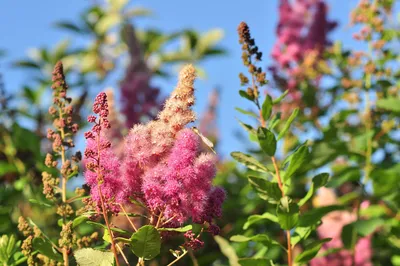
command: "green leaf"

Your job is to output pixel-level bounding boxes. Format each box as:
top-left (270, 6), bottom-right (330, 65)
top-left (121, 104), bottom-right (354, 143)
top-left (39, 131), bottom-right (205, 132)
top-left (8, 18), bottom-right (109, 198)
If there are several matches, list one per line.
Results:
top-left (54, 21), bottom-right (83, 33)
top-left (230, 234), bottom-right (277, 247)
top-left (158, 225), bottom-right (192, 232)
top-left (231, 152), bottom-right (270, 173)
top-left (197, 28), bottom-right (224, 55)
top-left (239, 90), bottom-right (254, 101)
top-left (108, 0), bottom-right (128, 11)
top-left (277, 108), bottom-right (299, 140)
top-left (295, 238), bottom-right (331, 263)
top-left (74, 248), bottom-right (114, 266)
top-left (248, 176), bottom-right (281, 203)
top-left (239, 258), bottom-right (269, 266)
top-left (86, 221), bottom-right (130, 235)
top-left (376, 97), bottom-right (400, 112)
top-left (32, 238), bottom-right (63, 262)
top-left (235, 107), bottom-right (258, 118)
top-left (95, 13), bottom-right (121, 35)
top-left (261, 95), bottom-right (273, 120)
top-left (130, 225), bottom-right (161, 260)
top-left (28, 199), bottom-right (53, 208)
top-left (354, 218), bottom-right (384, 236)
top-left (257, 127), bottom-right (277, 156)
top-left (269, 113), bottom-right (281, 130)
top-left (291, 226), bottom-right (315, 246)
top-left (0, 235), bottom-right (19, 264)
top-left (327, 167), bottom-right (360, 188)
top-left (12, 60), bottom-right (40, 69)
top-left (298, 173), bottom-right (329, 206)
top-left (299, 205), bottom-right (345, 227)
top-left (276, 197), bottom-right (299, 230)
top-left (103, 230), bottom-right (111, 243)
top-left (341, 223), bottom-right (357, 250)
top-left (283, 143), bottom-right (310, 181)
top-left (214, 236), bottom-right (240, 266)
top-left (273, 90), bottom-right (289, 104)
top-left (243, 212), bottom-right (278, 230)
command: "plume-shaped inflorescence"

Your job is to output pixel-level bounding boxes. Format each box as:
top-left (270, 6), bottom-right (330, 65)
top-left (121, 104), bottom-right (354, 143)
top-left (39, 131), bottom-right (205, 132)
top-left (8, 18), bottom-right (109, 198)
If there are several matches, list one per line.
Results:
top-left (270, 0), bottom-right (336, 91)
top-left (83, 92), bottom-right (126, 214)
top-left (120, 24), bottom-right (161, 128)
top-left (121, 65), bottom-right (225, 229)
top-left (84, 65), bottom-right (225, 232)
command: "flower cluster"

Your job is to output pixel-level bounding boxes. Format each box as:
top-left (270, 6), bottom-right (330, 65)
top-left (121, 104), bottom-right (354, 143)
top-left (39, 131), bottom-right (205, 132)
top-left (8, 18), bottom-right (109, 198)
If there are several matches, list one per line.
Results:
top-left (237, 21), bottom-right (268, 102)
top-left (120, 24), bottom-right (162, 128)
top-left (43, 62), bottom-right (81, 201)
top-left (121, 65), bottom-right (225, 230)
top-left (310, 188), bottom-right (372, 266)
top-left (83, 92), bottom-right (126, 214)
top-left (270, 0), bottom-right (336, 92)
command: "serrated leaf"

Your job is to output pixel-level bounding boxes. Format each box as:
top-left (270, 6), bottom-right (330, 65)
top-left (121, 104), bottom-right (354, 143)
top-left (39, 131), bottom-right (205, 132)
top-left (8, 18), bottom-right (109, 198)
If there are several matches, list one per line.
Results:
top-left (235, 107), bottom-right (258, 118)
top-left (277, 197), bottom-right (299, 230)
top-left (283, 143), bottom-right (310, 181)
top-left (74, 248), bottom-right (114, 266)
top-left (214, 236), bottom-right (240, 266)
top-left (130, 225), bottom-right (161, 260)
top-left (277, 108), bottom-right (299, 140)
top-left (248, 176), bottom-right (281, 203)
top-left (295, 238), bottom-right (331, 263)
top-left (257, 127), bottom-right (276, 156)
top-left (231, 152), bottom-right (270, 173)
top-left (261, 95), bottom-right (273, 120)
top-left (158, 225), bottom-right (192, 232)
top-left (32, 238), bottom-right (63, 262)
top-left (243, 212), bottom-right (278, 230)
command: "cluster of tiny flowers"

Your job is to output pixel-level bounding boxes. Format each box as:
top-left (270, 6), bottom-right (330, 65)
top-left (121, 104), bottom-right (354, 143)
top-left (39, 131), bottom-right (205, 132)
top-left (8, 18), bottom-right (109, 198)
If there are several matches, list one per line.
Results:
top-left (270, 0), bottom-right (336, 92)
top-left (120, 24), bottom-right (162, 128)
top-left (310, 188), bottom-right (372, 266)
top-left (184, 230), bottom-right (204, 251)
top-left (237, 22), bottom-right (268, 102)
top-left (121, 65), bottom-right (225, 230)
top-left (83, 92), bottom-right (126, 214)
top-left (43, 62), bottom-right (80, 200)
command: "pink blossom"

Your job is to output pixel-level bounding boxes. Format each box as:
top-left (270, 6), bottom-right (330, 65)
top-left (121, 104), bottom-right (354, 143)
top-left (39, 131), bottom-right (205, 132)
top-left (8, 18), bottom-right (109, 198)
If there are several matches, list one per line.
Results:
top-left (83, 92), bottom-right (127, 213)
top-left (121, 65), bottom-right (225, 228)
top-left (120, 24), bottom-right (161, 128)
top-left (271, 0), bottom-right (336, 92)
top-left (310, 188), bottom-right (373, 266)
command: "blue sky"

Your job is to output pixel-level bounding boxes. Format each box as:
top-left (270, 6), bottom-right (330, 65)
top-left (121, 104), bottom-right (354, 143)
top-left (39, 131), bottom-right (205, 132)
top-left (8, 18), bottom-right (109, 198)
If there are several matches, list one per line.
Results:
top-left (0, 0), bottom-right (365, 157)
